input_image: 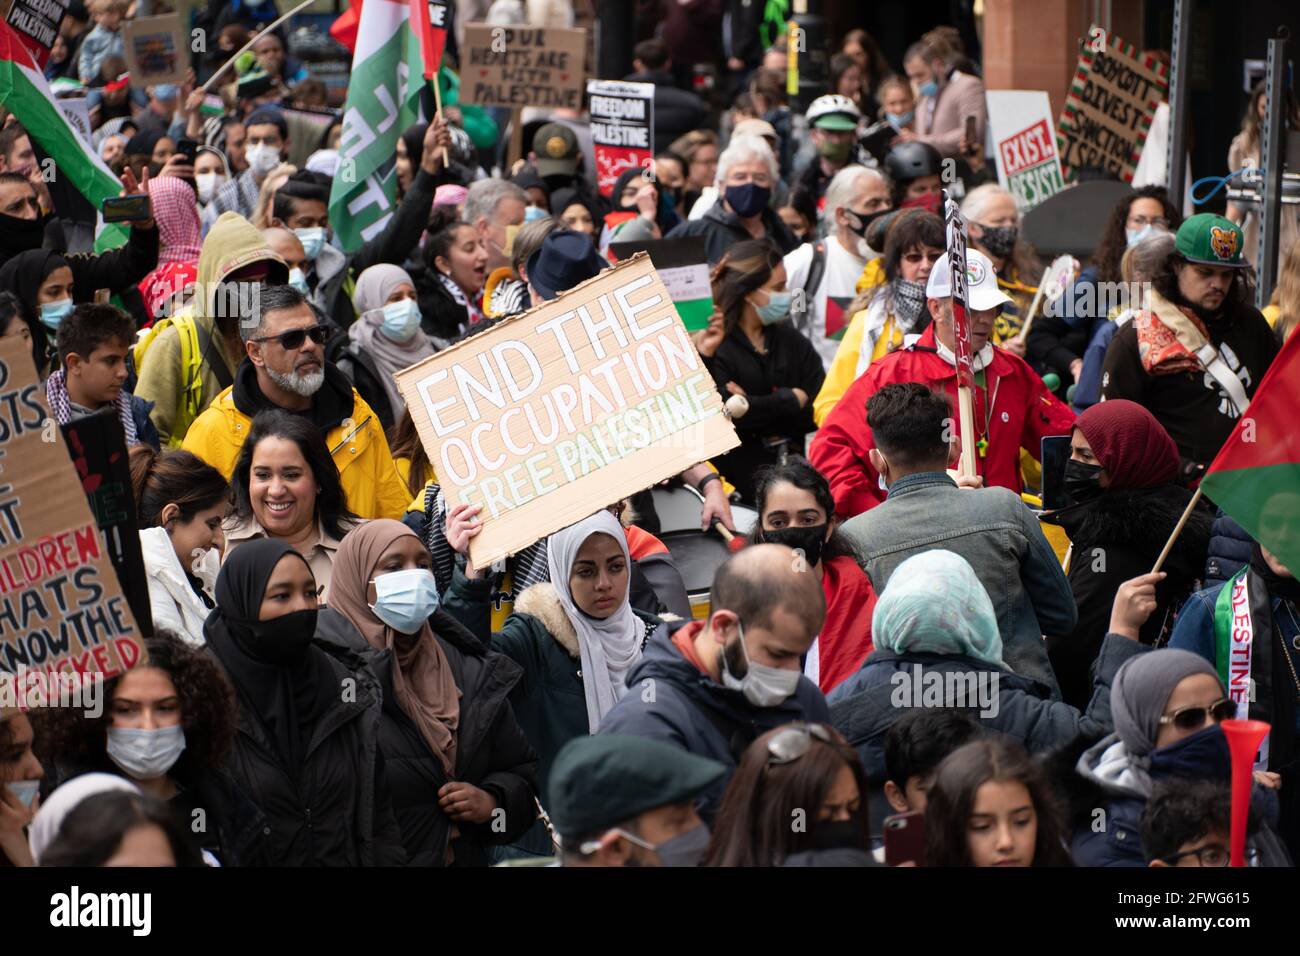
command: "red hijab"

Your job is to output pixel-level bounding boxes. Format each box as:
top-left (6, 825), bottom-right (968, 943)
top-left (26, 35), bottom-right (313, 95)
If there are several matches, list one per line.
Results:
top-left (1075, 399), bottom-right (1180, 490)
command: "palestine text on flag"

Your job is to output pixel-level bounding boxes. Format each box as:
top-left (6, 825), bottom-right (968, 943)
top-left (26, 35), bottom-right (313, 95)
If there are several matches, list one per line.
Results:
top-left (1200, 326), bottom-right (1300, 577)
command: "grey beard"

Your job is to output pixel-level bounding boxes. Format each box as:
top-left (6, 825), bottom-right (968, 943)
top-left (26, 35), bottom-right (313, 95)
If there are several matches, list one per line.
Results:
top-left (266, 365), bottom-right (325, 398)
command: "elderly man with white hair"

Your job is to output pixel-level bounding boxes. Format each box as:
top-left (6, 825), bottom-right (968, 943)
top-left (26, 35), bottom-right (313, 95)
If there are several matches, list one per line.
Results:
top-left (784, 165), bottom-right (892, 366)
top-left (666, 134), bottom-right (799, 263)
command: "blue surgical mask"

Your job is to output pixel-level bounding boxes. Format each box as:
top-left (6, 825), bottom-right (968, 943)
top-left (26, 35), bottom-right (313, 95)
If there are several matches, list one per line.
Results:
top-left (294, 227), bottom-right (326, 260)
top-left (152, 83), bottom-right (179, 102)
top-left (380, 299), bottom-right (421, 342)
top-left (106, 725), bottom-right (187, 780)
top-left (885, 110), bottom-right (914, 130)
top-left (919, 79), bottom-right (939, 98)
top-left (40, 297), bottom-right (73, 331)
top-left (5, 779), bottom-right (40, 808)
top-left (523, 205), bottom-right (547, 223)
top-left (750, 288), bottom-right (792, 325)
top-left (1126, 225), bottom-right (1153, 248)
top-left (370, 568), bottom-right (441, 634)
top-left (288, 267), bottom-right (309, 294)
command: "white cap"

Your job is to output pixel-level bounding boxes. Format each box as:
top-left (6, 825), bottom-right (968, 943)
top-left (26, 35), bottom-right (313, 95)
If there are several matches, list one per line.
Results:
top-left (925, 248), bottom-right (1012, 311)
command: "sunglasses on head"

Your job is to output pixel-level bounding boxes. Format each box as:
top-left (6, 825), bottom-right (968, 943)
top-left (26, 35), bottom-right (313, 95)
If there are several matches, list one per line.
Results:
top-left (766, 722), bottom-right (832, 767)
top-left (252, 323), bottom-right (331, 350)
top-left (1157, 698), bottom-right (1236, 731)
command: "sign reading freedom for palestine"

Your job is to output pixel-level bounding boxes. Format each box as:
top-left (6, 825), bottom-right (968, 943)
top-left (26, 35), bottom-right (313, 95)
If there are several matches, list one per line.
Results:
top-left (0, 334), bottom-right (143, 708)
top-left (396, 254), bottom-right (740, 567)
top-left (1055, 27), bottom-right (1168, 183)
top-left (463, 23), bottom-right (586, 110)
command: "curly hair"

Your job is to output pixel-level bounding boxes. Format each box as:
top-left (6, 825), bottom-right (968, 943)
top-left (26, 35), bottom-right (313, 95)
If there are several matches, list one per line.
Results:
top-left (1092, 186), bottom-right (1182, 284)
top-left (32, 630), bottom-right (238, 778)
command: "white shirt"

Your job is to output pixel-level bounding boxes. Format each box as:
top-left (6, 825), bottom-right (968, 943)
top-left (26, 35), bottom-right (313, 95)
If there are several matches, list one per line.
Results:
top-left (783, 234), bottom-right (874, 367)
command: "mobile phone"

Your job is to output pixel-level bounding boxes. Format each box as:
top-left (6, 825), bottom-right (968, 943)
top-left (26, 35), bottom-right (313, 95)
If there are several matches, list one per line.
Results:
top-left (964, 116), bottom-right (978, 153)
top-left (1040, 434), bottom-right (1072, 511)
top-left (175, 138), bottom-right (198, 164)
top-left (102, 193), bottom-right (152, 223)
top-left (883, 810), bottom-right (926, 866)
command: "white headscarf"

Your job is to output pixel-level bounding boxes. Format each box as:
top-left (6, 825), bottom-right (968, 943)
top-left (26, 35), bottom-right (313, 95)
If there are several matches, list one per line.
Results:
top-left (546, 510), bottom-right (647, 732)
top-left (29, 773), bottom-right (140, 864)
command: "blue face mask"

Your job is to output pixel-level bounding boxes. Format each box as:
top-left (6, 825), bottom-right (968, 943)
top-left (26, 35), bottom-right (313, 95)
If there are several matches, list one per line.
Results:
top-left (5, 779), bottom-right (39, 808)
top-left (750, 288), bottom-right (793, 325)
top-left (1148, 724), bottom-right (1233, 783)
top-left (724, 182), bottom-right (771, 219)
top-left (40, 297), bottom-right (73, 331)
top-left (288, 267), bottom-right (309, 294)
top-left (294, 227), bottom-right (326, 261)
top-left (380, 298), bottom-right (421, 342)
top-left (1126, 225), bottom-right (1154, 248)
top-left (918, 79), bottom-right (939, 98)
top-left (885, 110), bottom-right (914, 130)
top-left (370, 568), bottom-right (440, 634)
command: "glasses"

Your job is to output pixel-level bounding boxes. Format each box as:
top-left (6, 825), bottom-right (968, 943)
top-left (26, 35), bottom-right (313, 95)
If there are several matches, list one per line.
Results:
top-left (766, 723), bottom-right (832, 766)
top-left (902, 251), bottom-right (944, 265)
top-left (1163, 844), bottom-right (1230, 867)
top-left (252, 323), bottom-right (331, 350)
top-left (1157, 698), bottom-right (1236, 731)
top-left (1128, 215), bottom-right (1170, 229)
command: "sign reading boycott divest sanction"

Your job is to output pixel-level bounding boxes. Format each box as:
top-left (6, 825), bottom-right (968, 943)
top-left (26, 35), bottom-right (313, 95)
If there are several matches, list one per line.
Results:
top-left (0, 334), bottom-right (143, 697)
top-left (463, 23), bottom-right (586, 110)
top-left (396, 254), bottom-right (739, 567)
top-left (1055, 27), bottom-right (1168, 183)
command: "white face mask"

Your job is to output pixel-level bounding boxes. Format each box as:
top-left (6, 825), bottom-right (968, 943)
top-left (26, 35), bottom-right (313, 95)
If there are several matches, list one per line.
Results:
top-left (106, 725), bottom-right (187, 780)
top-left (195, 172), bottom-right (225, 204)
top-left (245, 142), bottom-right (281, 176)
top-left (718, 619), bottom-right (801, 707)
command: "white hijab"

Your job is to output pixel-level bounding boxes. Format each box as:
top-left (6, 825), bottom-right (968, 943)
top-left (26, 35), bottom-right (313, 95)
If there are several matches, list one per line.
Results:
top-left (29, 773), bottom-right (140, 864)
top-left (547, 510), bottom-right (647, 732)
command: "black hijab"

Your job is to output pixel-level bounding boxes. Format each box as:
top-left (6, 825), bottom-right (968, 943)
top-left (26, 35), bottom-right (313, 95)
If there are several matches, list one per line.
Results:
top-left (204, 539), bottom-right (336, 772)
top-left (1252, 541), bottom-right (1300, 603)
top-left (610, 166), bottom-right (682, 233)
top-left (401, 122), bottom-right (428, 188)
top-left (0, 249), bottom-right (65, 372)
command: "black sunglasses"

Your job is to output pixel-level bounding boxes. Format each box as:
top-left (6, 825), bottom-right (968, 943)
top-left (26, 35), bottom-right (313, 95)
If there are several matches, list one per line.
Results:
top-left (1157, 698), bottom-right (1236, 731)
top-left (252, 323), bottom-right (331, 350)
top-left (766, 723), bottom-right (832, 767)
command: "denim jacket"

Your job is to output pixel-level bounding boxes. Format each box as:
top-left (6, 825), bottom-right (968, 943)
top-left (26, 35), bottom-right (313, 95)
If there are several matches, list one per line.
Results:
top-left (840, 472), bottom-right (1077, 697)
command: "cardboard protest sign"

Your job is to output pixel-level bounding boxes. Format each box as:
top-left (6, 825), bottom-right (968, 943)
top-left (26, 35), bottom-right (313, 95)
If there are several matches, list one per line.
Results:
top-left (588, 79), bottom-right (654, 198)
top-left (987, 91), bottom-right (1066, 213)
top-left (396, 254), bottom-right (740, 567)
top-left (0, 335), bottom-right (144, 706)
top-left (5, 0), bottom-right (68, 69)
top-left (1055, 27), bottom-right (1169, 183)
top-left (121, 12), bottom-right (187, 87)
top-left (61, 411), bottom-right (153, 639)
top-left (463, 23), bottom-right (586, 110)
top-left (609, 236), bottom-right (712, 331)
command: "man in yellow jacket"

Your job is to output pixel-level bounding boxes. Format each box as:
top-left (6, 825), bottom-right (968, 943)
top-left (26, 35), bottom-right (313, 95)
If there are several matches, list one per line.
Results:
top-left (182, 283), bottom-right (410, 520)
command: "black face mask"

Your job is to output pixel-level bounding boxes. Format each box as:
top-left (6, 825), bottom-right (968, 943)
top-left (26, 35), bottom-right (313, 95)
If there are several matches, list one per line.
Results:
top-left (241, 607), bottom-right (318, 665)
top-left (761, 523), bottom-right (829, 567)
top-left (1062, 459), bottom-right (1104, 506)
top-left (0, 209), bottom-right (50, 258)
top-left (844, 206), bottom-right (890, 239)
top-left (976, 223), bottom-right (1018, 260)
top-left (1149, 724), bottom-right (1233, 783)
top-left (809, 818), bottom-right (867, 853)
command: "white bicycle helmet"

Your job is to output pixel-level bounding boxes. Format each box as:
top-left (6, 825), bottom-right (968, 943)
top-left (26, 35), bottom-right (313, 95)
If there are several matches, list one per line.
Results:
top-left (806, 94), bottom-right (861, 130)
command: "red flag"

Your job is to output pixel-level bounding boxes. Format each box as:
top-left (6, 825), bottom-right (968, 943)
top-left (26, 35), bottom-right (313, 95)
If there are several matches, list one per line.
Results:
top-left (412, 0), bottom-right (450, 80)
top-left (330, 0), bottom-right (361, 54)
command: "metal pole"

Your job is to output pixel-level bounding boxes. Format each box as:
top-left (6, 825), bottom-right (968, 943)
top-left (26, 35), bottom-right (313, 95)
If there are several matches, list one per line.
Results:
top-left (1256, 27), bottom-right (1290, 308)
top-left (1165, 0), bottom-right (1191, 205)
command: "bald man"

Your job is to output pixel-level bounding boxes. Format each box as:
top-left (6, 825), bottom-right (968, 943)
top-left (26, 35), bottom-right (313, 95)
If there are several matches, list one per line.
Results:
top-left (262, 227), bottom-right (308, 289)
top-left (599, 544), bottom-right (830, 823)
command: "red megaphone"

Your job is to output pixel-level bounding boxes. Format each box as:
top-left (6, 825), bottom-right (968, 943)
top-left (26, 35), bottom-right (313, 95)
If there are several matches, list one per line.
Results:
top-left (1221, 718), bottom-right (1271, 867)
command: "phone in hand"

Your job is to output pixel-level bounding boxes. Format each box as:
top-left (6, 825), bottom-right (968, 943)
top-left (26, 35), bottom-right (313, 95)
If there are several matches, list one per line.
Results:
top-left (174, 138), bottom-right (198, 164)
top-left (1040, 434), bottom-right (1072, 511)
top-left (883, 810), bottom-right (926, 866)
top-left (964, 116), bottom-right (979, 154)
top-left (102, 193), bottom-right (152, 223)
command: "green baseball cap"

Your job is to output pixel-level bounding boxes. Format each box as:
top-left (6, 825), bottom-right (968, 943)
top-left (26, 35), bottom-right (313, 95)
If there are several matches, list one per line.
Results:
top-left (1175, 213), bottom-right (1248, 268)
top-left (547, 735), bottom-right (726, 842)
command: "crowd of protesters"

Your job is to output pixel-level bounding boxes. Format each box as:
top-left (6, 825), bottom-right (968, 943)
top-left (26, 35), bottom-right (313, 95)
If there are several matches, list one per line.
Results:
top-left (1, 0), bottom-right (1299, 871)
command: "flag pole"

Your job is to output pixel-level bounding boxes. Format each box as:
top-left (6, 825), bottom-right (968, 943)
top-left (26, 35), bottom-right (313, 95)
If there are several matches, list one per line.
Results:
top-left (200, 0), bottom-right (317, 93)
top-left (431, 75), bottom-right (450, 167)
top-left (1151, 486), bottom-right (1204, 574)
top-left (958, 385), bottom-right (977, 478)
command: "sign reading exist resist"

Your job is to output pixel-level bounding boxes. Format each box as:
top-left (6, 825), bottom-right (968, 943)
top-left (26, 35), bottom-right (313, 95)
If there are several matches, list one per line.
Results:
top-left (396, 254), bottom-right (739, 567)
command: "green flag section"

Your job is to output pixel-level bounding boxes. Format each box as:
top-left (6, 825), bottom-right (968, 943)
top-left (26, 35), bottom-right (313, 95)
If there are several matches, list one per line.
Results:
top-left (609, 236), bottom-right (714, 331)
top-left (0, 22), bottom-right (121, 214)
top-left (1200, 327), bottom-right (1300, 576)
top-left (328, 0), bottom-right (427, 253)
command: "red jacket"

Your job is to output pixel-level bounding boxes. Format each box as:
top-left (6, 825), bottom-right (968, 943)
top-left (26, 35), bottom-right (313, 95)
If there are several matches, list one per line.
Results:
top-left (818, 555), bottom-right (877, 694)
top-left (809, 326), bottom-right (1075, 519)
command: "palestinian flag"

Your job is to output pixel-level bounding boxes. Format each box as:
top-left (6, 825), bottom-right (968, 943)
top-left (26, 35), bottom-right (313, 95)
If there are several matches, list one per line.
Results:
top-left (0, 21), bottom-right (121, 217)
top-left (1200, 327), bottom-right (1300, 576)
top-left (328, 0), bottom-right (427, 252)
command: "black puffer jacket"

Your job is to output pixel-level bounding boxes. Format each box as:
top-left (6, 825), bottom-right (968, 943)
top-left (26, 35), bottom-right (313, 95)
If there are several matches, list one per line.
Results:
top-left (1043, 485), bottom-right (1213, 710)
top-left (316, 607), bottom-right (539, 867)
top-left (210, 637), bottom-right (407, 867)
